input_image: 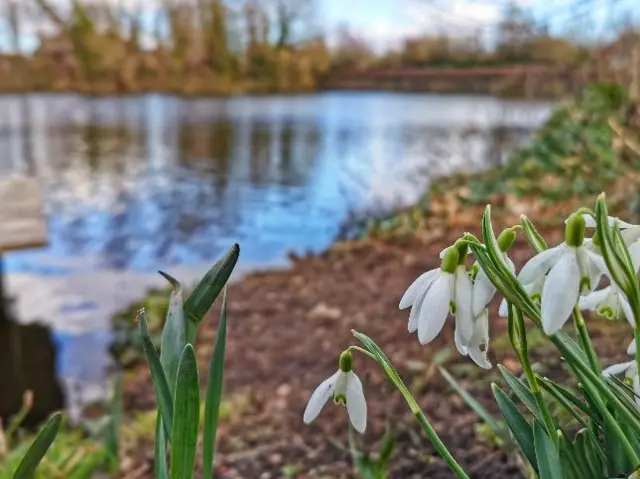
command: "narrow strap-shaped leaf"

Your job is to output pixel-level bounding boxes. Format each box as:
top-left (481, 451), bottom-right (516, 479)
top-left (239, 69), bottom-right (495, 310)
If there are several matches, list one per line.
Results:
top-left (154, 416), bottom-right (169, 479)
top-left (13, 412), bottom-right (62, 479)
top-left (533, 420), bottom-right (563, 479)
top-left (520, 214), bottom-right (548, 253)
top-left (574, 429), bottom-right (603, 479)
top-left (492, 384), bottom-right (538, 473)
top-left (498, 365), bottom-right (544, 425)
top-left (67, 450), bottom-right (110, 479)
top-left (550, 331), bottom-right (640, 433)
top-left (537, 381), bottom-right (587, 430)
top-left (105, 376), bottom-right (123, 472)
top-left (557, 431), bottom-right (584, 479)
top-left (536, 377), bottom-right (606, 465)
top-left (537, 376), bottom-right (595, 421)
top-left (138, 309), bottom-right (173, 438)
top-left (202, 289), bottom-right (228, 479)
top-left (184, 243), bottom-right (239, 330)
top-left (439, 367), bottom-right (506, 440)
top-left (170, 344), bottom-right (200, 479)
top-left (603, 409), bottom-right (631, 475)
top-left (159, 272), bottom-right (186, 394)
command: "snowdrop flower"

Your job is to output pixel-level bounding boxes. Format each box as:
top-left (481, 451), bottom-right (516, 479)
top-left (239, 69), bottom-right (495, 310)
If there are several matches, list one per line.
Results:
top-left (603, 360), bottom-right (640, 407)
top-left (455, 309), bottom-right (492, 369)
top-left (518, 213), bottom-right (604, 335)
top-left (576, 213), bottom-right (640, 245)
top-left (628, 338), bottom-right (636, 355)
top-left (498, 276), bottom-right (545, 317)
top-left (400, 244), bottom-right (473, 345)
top-left (579, 284), bottom-right (634, 326)
top-left (473, 227), bottom-right (517, 317)
top-left (303, 350), bottom-right (366, 433)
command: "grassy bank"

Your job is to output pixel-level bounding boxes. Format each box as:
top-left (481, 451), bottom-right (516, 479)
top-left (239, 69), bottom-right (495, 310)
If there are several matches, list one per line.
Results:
top-left (348, 83), bottom-right (640, 243)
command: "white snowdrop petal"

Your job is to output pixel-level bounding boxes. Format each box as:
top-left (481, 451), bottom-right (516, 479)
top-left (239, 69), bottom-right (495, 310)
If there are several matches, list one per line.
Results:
top-left (454, 266), bottom-right (474, 344)
top-left (602, 361), bottom-right (633, 377)
top-left (454, 327), bottom-right (468, 355)
top-left (468, 346), bottom-right (492, 370)
top-left (418, 274), bottom-right (451, 345)
top-left (578, 287), bottom-right (610, 311)
top-left (345, 372), bottom-right (367, 433)
top-left (541, 250), bottom-right (580, 335)
top-left (518, 245), bottom-right (563, 285)
top-left (579, 214), bottom-right (634, 229)
top-left (303, 371), bottom-right (340, 424)
top-left (580, 214), bottom-right (597, 228)
top-left (498, 297), bottom-right (509, 317)
top-left (634, 374), bottom-right (640, 408)
top-left (577, 247), bottom-right (601, 292)
top-left (505, 255), bottom-right (516, 275)
top-left (628, 242), bottom-right (640, 272)
top-left (408, 293), bottom-right (425, 333)
top-left (622, 227), bottom-right (640, 246)
top-left (620, 295), bottom-right (635, 328)
top-left (627, 339), bottom-right (636, 356)
top-left (471, 268), bottom-right (496, 318)
top-left (399, 269), bottom-right (439, 310)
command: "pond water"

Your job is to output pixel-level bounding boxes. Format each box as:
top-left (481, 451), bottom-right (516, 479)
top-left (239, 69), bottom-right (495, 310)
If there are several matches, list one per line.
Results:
top-left (0, 92), bottom-right (551, 418)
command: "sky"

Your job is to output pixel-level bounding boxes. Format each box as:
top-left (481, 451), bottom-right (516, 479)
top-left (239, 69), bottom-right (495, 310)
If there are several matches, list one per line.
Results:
top-left (323, 0), bottom-right (640, 50)
top-left (1, 0), bottom-right (639, 54)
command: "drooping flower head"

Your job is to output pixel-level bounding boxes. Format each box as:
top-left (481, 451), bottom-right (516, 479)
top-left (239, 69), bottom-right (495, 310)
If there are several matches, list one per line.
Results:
top-left (303, 350), bottom-right (367, 433)
top-left (400, 241), bottom-right (473, 345)
top-left (518, 213), bottom-right (604, 335)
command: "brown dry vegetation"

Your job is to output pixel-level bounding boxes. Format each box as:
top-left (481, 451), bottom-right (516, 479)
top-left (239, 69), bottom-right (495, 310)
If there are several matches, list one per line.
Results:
top-left (0, 1), bottom-right (638, 96)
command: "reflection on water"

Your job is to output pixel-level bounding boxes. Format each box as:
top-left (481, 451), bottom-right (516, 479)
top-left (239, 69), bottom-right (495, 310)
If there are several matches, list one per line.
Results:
top-left (0, 92), bottom-right (551, 415)
top-left (0, 282), bottom-right (63, 427)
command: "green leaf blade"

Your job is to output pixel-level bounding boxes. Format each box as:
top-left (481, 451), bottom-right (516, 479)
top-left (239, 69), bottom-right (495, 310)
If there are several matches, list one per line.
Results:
top-left (138, 309), bottom-right (173, 438)
top-left (202, 289), bottom-right (228, 479)
top-left (154, 416), bottom-right (169, 479)
top-left (497, 365), bottom-right (544, 425)
top-left (13, 412), bottom-right (62, 479)
top-left (170, 344), bottom-right (200, 479)
top-left (184, 243), bottom-right (239, 337)
top-left (159, 273), bottom-right (187, 394)
top-left (492, 383), bottom-right (538, 473)
top-left (533, 421), bottom-right (563, 479)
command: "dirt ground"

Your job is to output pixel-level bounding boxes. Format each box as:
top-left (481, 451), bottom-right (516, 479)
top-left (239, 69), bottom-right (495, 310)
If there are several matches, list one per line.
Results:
top-left (123, 222), bottom-right (633, 479)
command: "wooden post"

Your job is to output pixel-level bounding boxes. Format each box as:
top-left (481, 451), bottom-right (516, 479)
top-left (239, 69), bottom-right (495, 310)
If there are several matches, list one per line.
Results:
top-left (0, 177), bottom-right (47, 324)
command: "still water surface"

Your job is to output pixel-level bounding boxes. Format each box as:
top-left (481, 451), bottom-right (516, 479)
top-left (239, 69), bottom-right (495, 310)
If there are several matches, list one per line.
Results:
top-left (0, 92), bottom-right (551, 415)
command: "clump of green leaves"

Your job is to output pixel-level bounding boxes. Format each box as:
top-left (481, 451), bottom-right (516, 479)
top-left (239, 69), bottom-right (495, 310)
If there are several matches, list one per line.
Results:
top-left (138, 243), bottom-right (239, 478)
top-left (2, 243), bottom-right (240, 479)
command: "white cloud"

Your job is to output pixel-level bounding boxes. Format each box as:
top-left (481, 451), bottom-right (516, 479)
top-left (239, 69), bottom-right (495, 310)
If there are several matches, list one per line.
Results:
top-left (341, 1), bottom-right (503, 52)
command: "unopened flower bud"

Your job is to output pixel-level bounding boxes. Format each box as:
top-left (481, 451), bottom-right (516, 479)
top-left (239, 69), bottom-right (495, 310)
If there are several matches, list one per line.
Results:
top-left (565, 213), bottom-right (586, 247)
top-left (338, 350), bottom-right (353, 373)
top-left (497, 228), bottom-right (517, 252)
top-left (440, 247), bottom-right (459, 274)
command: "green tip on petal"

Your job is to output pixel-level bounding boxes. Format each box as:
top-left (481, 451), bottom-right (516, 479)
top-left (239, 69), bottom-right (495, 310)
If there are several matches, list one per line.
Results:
top-left (497, 228), bottom-right (517, 252)
top-left (598, 306), bottom-right (614, 320)
top-left (334, 393), bottom-right (347, 406)
top-left (441, 247), bottom-right (459, 274)
top-left (339, 350), bottom-right (353, 373)
top-left (565, 213), bottom-right (586, 247)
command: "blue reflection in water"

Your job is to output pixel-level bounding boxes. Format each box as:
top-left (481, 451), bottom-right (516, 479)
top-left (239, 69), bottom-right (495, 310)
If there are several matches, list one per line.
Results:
top-left (0, 92), bottom-right (551, 413)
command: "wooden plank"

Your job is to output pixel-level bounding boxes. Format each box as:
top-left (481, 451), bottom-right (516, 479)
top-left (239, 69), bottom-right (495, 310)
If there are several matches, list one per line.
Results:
top-left (0, 177), bottom-right (47, 252)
